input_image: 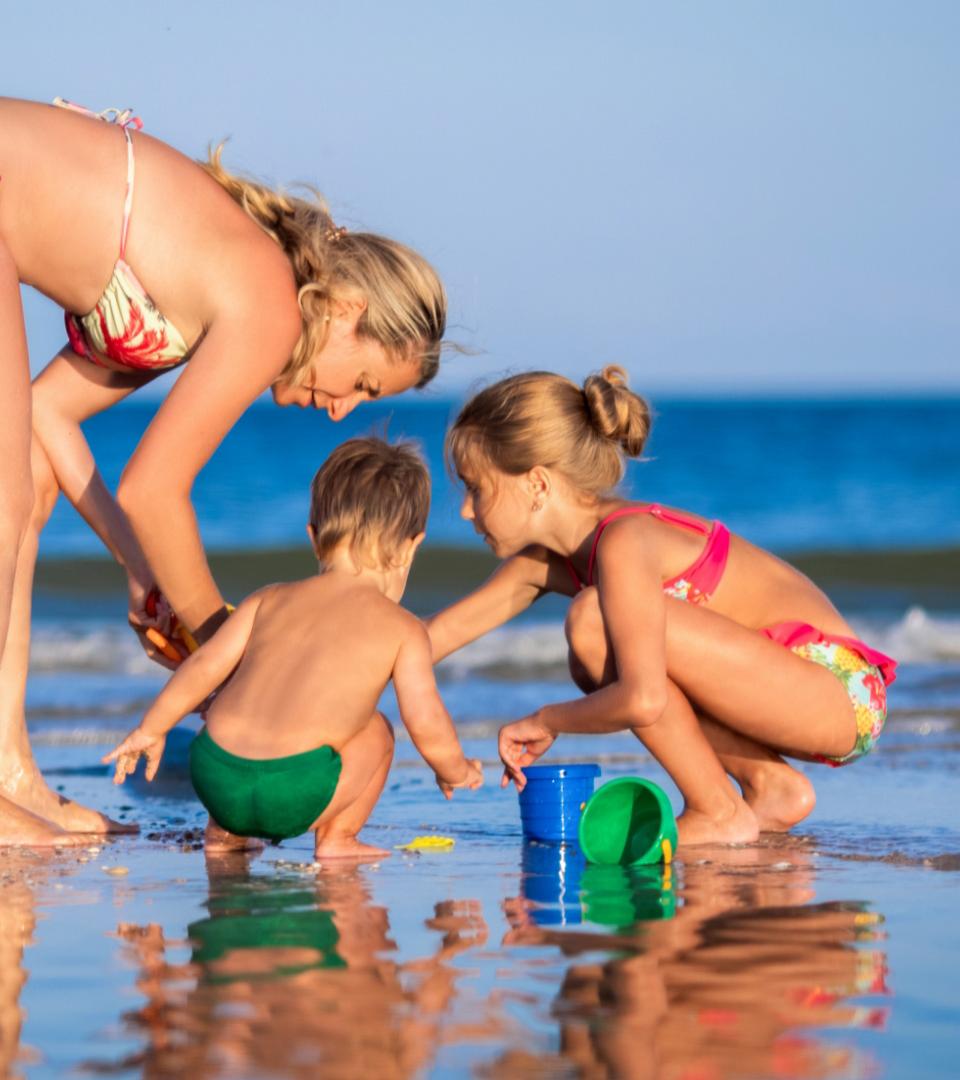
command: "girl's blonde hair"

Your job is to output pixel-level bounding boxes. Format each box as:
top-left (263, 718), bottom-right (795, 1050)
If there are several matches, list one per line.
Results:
top-left (447, 366), bottom-right (651, 496)
top-left (203, 147), bottom-right (446, 387)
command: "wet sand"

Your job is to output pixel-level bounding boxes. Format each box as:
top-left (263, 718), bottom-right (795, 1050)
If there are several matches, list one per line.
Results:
top-left (3, 723), bottom-right (957, 1079)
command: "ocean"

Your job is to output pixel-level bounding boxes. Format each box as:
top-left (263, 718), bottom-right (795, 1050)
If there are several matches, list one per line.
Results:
top-left (13, 395), bottom-right (960, 1077)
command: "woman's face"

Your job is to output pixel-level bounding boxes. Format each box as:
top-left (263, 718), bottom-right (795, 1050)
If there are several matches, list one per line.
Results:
top-left (272, 299), bottom-right (421, 420)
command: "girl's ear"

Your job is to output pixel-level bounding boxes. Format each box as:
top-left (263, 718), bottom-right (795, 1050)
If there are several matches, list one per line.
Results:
top-left (526, 465), bottom-right (552, 503)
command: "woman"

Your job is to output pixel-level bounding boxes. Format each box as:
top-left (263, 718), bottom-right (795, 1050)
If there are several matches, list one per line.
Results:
top-left (0, 97), bottom-right (446, 843)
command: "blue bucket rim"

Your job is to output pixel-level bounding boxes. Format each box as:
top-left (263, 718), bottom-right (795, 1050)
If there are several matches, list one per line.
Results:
top-left (521, 763), bottom-right (601, 781)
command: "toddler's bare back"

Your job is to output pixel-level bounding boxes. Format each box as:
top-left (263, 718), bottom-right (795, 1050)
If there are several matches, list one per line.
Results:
top-left (203, 574), bottom-right (413, 759)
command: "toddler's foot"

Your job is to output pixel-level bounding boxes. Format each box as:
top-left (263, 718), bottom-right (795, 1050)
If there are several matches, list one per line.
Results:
top-left (741, 764), bottom-right (816, 832)
top-left (677, 798), bottom-right (759, 848)
top-left (313, 835), bottom-right (391, 861)
top-left (203, 819), bottom-right (265, 853)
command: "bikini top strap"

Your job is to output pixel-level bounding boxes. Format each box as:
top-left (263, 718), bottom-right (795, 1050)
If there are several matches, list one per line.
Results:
top-left (645, 503), bottom-right (710, 535)
top-left (52, 98), bottom-right (143, 257)
top-left (564, 558), bottom-right (584, 593)
top-left (585, 507), bottom-right (652, 586)
top-left (118, 127), bottom-right (135, 257)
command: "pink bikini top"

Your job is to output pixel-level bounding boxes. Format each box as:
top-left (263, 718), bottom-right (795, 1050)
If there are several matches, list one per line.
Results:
top-left (565, 505), bottom-right (731, 606)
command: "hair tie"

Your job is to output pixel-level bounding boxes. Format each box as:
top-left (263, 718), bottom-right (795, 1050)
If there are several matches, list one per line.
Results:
top-left (326, 225), bottom-right (348, 243)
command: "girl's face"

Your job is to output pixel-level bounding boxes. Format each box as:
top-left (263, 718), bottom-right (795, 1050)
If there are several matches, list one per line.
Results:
top-left (272, 296), bottom-right (421, 419)
top-left (459, 465), bottom-right (539, 557)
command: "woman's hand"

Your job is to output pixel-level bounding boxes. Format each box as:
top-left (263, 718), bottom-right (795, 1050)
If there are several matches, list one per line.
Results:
top-left (498, 713), bottom-right (557, 791)
top-left (102, 727), bottom-right (167, 784)
top-left (128, 583), bottom-right (186, 669)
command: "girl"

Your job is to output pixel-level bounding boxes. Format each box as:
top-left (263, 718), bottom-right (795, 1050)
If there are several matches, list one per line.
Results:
top-left (428, 368), bottom-right (895, 847)
top-left (0, 96), bottom-right (445, 844)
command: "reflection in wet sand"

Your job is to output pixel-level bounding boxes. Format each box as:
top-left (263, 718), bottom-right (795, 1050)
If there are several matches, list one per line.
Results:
top-left (85, 853), bottom-right (496, 1078)
top-left (498, 839), bottom-right (890, 1080)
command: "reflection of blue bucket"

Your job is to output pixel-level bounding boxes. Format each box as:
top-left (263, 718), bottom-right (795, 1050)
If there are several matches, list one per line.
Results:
top-left (518, 763), bottom-right (601, 843)
top-left (522, 842), bottom-right (586, 926)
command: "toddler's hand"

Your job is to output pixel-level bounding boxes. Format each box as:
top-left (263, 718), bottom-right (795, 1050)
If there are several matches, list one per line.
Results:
top-left (102, 728), bottom-right (167, 784)
top-left (498, 714), bottom-right (556, 791)
top-left (437, 758), bottom-right (484, 800)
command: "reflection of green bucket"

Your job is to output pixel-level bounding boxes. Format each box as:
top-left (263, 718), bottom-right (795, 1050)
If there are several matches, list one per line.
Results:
top-left (578, 777), bottom-right (678, 866)
top-left (580, 863), bottom-right (676, 926)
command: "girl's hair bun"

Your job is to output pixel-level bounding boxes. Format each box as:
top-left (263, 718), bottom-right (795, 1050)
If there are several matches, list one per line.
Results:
top-left (582, 365), bottom-right (650, 457)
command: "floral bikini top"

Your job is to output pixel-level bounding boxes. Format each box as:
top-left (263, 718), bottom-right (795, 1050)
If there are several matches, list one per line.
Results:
top-left (565, 505), bottom-right (731, 605)
top-left (54, 98), bottom-right (189, 373)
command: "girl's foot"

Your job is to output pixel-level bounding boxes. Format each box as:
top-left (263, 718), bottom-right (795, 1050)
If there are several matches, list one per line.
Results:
top-left (676, 799), bottom-right (759, 847)
top-left (740, 765), bottom-right (816, 832)
top-left (203, 819), bottom-right (265, 853)
top-left (313, 836), bottom-right (391, 861)
top-left (0, 797), bottom-right (92, 848)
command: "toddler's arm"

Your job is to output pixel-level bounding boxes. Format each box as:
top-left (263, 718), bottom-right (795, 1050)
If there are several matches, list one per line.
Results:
top-left (102, 590), bottom-right (265, 783)
top-left (393, 621), bottom-right (483, 797)
top-left (426, 546), bottom-right (571, 662)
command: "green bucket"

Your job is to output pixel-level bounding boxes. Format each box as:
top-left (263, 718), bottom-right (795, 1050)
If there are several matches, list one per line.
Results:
top-left (577, 777), bottom-right (678, 866)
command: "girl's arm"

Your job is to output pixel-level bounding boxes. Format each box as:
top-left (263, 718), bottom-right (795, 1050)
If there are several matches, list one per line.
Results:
top-left (393, 620), bottom-right (483, 797)
top-left (102, 589), bottom-right (265, 782)
top-left (499, 522), bottom-right (668, 786)
top-left (426, 545), bottom-right (572, 662)
top-left (117, 281), bottom-right (301, 644)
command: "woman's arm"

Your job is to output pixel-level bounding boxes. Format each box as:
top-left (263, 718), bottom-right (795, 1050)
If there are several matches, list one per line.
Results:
top-left (32, 349), bottom-right (157, 585)
top-left (117, 280), bottom-right (301, 643)
top-left (425, 545), bottom-right (571, 662)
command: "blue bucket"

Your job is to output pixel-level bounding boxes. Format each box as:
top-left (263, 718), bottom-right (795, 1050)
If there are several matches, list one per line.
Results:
top-left (518, 763), bottom-right (601, 843)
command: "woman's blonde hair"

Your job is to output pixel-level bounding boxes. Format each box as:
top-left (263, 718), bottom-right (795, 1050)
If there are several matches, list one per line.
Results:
top-left (203, 146), bottom-right (446, 387)
top-left (447, 366), bottom-right (651, 496)
top-left (309, 437), bottom-right (430, 568)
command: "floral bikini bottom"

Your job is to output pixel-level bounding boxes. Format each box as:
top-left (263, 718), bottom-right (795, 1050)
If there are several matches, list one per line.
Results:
top-left (760, 621), bottom-right (897, 767)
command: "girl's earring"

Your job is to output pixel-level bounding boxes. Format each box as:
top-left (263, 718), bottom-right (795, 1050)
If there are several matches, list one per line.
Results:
top-left (532, 500), bottom-right (543, 512)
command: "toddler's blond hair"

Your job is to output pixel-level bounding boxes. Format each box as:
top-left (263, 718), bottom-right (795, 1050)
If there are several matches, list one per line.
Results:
top-left (309, 437), bottom-right (430, 567)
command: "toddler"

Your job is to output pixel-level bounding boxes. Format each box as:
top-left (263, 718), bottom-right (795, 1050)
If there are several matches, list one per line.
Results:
top-left (106, 437), bottom-right (483, 857)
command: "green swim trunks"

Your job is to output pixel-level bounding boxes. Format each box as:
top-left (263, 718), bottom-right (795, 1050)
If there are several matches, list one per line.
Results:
top-left (189, 728), bottom-right (342, 842)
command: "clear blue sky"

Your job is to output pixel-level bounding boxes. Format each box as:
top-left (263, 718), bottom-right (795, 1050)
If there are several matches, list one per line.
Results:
top-left (6, 1), bottom-right (959, 396)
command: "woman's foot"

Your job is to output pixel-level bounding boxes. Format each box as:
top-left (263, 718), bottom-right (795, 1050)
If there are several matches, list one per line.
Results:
top-left (203, 819), bottom-right (265, 853)
top-left (0, 796), bottom-right (91, 848)
top-left (313, 835), bottom-right (391, 861)
top-left (2, 773), bottom-right (137, 835)
top-left (676, 797), bottom-right (759, 847)
top-left (740, 764), bottom-right (816, 832)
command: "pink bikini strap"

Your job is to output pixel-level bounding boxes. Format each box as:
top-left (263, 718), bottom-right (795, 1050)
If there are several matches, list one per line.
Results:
top-left (52, 97), bottom-right (142, 257)
top-left (584, 504), bottom-right (715, 587)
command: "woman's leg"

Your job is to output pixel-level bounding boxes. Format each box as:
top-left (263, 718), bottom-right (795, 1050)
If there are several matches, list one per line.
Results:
top-left (0, 435), bottom-right (133, 833)
top-left (311, 712), bottom-right (395, 859)
top-left (566, 589), bottom-right (819, 837)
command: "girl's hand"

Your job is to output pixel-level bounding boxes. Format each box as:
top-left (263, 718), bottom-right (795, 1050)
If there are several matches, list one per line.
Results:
top-left (102, 728), bottom-right (167, 784)
top-left (437, 759), bottom-right (484, 799)
top-left (128, 584), bottom-right (186, 669)
top-left (498, 714), bottom-right (556, 791)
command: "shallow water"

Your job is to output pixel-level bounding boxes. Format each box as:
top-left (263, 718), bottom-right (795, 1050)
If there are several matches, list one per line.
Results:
top-left (4, 718), bottom-right (957, 1079)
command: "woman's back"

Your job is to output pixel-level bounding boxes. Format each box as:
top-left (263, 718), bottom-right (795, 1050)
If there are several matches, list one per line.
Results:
top-left (0, 97), bottom-right (291, 341)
